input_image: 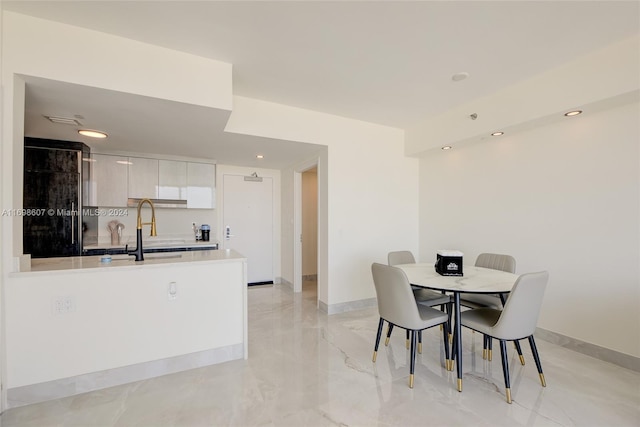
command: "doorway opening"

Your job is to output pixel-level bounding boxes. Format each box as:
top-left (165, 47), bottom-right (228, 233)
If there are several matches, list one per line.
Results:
top-left (294, 161), bottom-right (318, 297)
top-left (301, 167), bottom-right (318, 296)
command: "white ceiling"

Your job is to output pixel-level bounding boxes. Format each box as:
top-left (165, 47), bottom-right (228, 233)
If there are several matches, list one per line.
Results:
top-left (22, 76), bottom-right (324, 169)
top-left (5, 1), bottom-right (639, 168)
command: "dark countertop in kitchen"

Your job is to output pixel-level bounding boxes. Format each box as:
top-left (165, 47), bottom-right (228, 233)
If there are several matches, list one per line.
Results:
top-left (83, 238), bottom-right (219, 256)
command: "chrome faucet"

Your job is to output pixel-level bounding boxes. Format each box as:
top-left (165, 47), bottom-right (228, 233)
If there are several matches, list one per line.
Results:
top-left (127, 198), bottom-right (157, 261)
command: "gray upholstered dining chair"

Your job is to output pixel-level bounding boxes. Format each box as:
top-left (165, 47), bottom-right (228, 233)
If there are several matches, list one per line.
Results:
top-left (387, 251), bottom-right (451, 352)
top-left (371, 263), bottom-right (450, 388)
top-left (387, 250), bottom-right (416, 266)
top-left (460, 253), bottom-right (516, 309)
top-left (460, 253), bottom-right (520, 362)
top-left (456, 271), bottom-right (549, 403)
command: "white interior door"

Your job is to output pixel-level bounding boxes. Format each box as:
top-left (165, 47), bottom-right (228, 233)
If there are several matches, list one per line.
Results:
top-left (223, 174), bottom-right (273, 284)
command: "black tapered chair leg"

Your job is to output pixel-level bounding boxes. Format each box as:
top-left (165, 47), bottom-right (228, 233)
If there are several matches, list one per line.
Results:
top-left (528, 335), bottom-right (546, 387)
top-left (409, 330), bottom-right (417, 388)
top-left (499, 339), bottom-right (512, 403)
top-left (447, 302), bottom-right (453, 343)
top-left (445, 302), bottom-right (453, 343)
top-left (442, 321), bottom-right (450, 368)
top-left (406, 329), bottom-right (410, 349)
top-left (385, 322), bottom-right (395, 346)
top-left (449, 326), bottom-right (457, 371)
top-left (514, 339), bottom-right (525, 365)
top-left (373, 318), bottom-right (384, 362)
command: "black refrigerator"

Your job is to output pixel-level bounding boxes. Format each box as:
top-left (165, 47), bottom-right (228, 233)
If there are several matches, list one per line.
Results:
top-left (23, 138), bottom-right (97, 258)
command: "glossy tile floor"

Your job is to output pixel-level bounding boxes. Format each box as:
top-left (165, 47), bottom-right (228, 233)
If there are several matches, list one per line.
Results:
top-left (2, 281), bottom-right (639, 426)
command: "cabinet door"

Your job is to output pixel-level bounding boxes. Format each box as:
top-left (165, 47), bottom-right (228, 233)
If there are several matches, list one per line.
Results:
top-left (187, 163), bottom-right (215, 209)
top-left (158, 160), bottom-right (187, 200)
top-left (128, 157), bottom-right (158, 199)
top-left (90, 154), bottom-right (129, 207)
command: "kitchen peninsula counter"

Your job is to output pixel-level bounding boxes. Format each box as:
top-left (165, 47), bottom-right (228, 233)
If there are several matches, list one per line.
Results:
top-left (17, 249), bottom-right (244, 275)
top-left (5, 248), bottom-right (248, 408)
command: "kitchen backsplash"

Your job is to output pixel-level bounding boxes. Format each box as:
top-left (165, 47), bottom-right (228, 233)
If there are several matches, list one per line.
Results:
top-left (95, 207), bottom-right (215, 244)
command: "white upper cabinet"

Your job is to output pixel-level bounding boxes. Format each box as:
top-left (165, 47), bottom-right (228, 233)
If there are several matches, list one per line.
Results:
top-left (91, 155), bottom-right (214, 209)
top-left (187, 162), bottom-right (216, 209)
top-left (89, 154), bottom-right (129, 207)
top-left (158, 160), bottom-right (187, 200)
top-left (128, 157), bottom-right (159, 199)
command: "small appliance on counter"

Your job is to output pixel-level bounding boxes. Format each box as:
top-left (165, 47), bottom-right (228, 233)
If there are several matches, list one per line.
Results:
top-left (192, 223), bottom-right (202, 241)
top-left (435, 250), bottom-right (463, 276)
top-left (200, 224), bottom-right (210, 242)
top-left (192, 223), bottom-right (211, 241)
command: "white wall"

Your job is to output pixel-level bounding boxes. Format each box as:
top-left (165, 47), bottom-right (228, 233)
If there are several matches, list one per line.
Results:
top-left (418, 101), bottom-right (640, 358)
top-left (227, 96), bottom-right (419, 307)
top-left (0, 1), bottom-right (5, 411)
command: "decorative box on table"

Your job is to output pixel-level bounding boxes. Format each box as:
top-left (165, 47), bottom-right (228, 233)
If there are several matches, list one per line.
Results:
top-left (435, 250), bottom-right (464, 276)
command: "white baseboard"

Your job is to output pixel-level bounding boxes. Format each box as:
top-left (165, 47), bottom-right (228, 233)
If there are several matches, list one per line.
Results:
top-left (536, 327), bottom-right (639, 372)
top-left (319, 297), bottom-right (377, 315)
top-left (7, 344), bottom-right (243, 409)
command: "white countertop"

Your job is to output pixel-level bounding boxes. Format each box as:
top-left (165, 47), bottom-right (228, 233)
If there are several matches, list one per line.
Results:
top-left (15, 249), bottom-right (245, 276)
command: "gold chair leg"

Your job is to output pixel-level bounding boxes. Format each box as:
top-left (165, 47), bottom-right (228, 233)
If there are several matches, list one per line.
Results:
top-left (409, 374), bottom-right (414, 388)
top-left (539, 373), bottom-right (547, 387)
top-left (482, 349), bottom-right (487, 359)
top-left (384, 336), bottom-right (390, 346)
top-left (488, 349), bottom-right (493, 361)
top-left (406, 339), bottom-right (410, 349)
top-left (372, 351), bottom-right (377, 362)
top-left (505, 388), bottom-right (512, 404)
top-left (457, 378), bottom-right (462, 392)
top-left (519, 354), bottom-right (525, 365)
top-left (418, 342), bottom-right (422, 354)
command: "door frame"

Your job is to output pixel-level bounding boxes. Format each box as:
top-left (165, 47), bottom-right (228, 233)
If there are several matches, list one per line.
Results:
top-left (294, 159), bottom-right (319, 293)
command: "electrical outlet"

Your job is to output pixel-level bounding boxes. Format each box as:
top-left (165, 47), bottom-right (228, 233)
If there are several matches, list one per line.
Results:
top-left (52, 296), bottom-right (75, 315)
top-left (168, 282), bottom-right (177, 301)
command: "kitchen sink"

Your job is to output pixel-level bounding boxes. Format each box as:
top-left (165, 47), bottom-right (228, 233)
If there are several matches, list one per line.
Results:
top-left (106, 253), bottom-right (183, 261)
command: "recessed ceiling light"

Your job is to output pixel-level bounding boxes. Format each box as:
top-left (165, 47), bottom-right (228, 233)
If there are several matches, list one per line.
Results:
top-left (78, 129), bottom-right (108, 139)
top-left (451, 72), bottom-right (469, 82)
top-left (564, 110), bottom-right (582, 117)
top-left (116, 160), bottom-right (133, 165)
top-left (442, 146), bottom-right (452, 150)
top-left (491, 131), bottom-right (504, 136)
top-left (256, 155), bottom-right (264, 159)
